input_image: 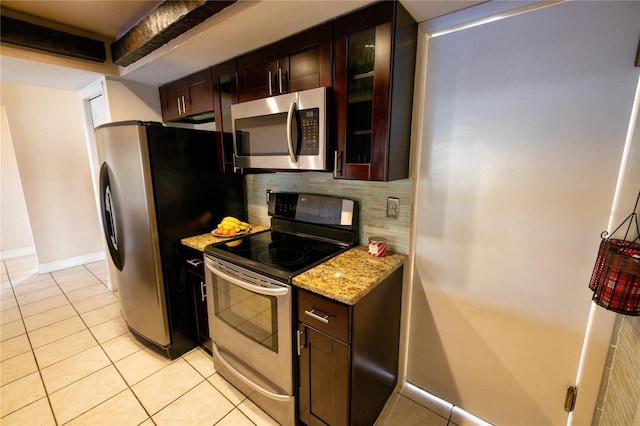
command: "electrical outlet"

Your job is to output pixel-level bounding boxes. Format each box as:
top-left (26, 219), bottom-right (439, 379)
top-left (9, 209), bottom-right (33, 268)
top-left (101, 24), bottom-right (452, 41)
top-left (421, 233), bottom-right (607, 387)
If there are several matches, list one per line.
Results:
top-left (387, 197), bottom-right (399, 219)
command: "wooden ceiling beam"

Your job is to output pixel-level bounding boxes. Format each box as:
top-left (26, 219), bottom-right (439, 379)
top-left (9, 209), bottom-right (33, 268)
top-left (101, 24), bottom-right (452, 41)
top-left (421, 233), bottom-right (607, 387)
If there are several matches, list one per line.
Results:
top-left (110, 0), bottom-right (236, 67)
top-left (0, 15), bottom-right (106, 62)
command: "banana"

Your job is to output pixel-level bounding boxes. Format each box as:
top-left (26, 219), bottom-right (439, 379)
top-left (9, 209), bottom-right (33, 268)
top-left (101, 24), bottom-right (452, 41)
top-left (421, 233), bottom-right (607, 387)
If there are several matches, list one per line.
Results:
top-left (223, 216), bottom-right (242, 225)
top-left (221, 220), bottom-right (240, 228)
top-left (216, 216), bottom-right (249, 233)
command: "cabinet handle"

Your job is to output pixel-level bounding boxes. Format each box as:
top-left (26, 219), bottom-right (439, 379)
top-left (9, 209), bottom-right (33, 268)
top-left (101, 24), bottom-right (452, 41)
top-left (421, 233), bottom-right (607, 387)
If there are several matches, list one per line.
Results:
top-left (268, 70), bottom-right (273, 96)
top-left (181, 96), bottom-right (186, 114)
top-left (278, 67), bottom-right (283, 94)
top-left (334, 151), bottom-right (343, 178)
top-left (200, 280), bottom-right (206, 302)
top-left (177, 98), bottom-right (182, 115)
top-left (296, 329), bottom-right (306, 356)
top-left (304, 308), bottom-right (330, 324)
top-left (187, 259), bottom-right (203, 267)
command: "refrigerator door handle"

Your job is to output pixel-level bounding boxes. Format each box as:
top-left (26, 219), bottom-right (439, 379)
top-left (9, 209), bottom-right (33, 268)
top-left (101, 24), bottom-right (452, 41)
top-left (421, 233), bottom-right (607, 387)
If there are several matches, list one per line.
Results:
top-left (99, 162), bottom-right (124, 271)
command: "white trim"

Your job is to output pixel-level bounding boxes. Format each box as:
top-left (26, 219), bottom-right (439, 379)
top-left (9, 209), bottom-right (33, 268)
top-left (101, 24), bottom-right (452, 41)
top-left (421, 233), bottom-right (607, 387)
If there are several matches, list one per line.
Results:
top-left (423, 1), bottom-right (565, 38)
top-left (400, 382), bottom-right (453, 420)
top-left (0, 246), bottom-right (36, 260)
top-left (38, 251), bottom-right (105, 274)
top-left (400, 382), bottom-right (493, 425)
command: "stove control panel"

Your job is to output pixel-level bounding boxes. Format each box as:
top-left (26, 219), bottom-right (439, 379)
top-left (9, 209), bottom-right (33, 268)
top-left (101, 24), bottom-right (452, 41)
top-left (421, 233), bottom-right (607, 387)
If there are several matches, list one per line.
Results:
top-left (268, 192), bottom-right (357, 227)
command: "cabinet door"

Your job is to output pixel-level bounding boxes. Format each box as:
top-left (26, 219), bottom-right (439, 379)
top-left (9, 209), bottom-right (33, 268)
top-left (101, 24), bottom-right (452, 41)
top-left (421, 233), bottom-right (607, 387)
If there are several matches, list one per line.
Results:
top-left (186, 269), bottom-right (211, 352)
top-left (279, 22), bottom-right (332, 94)
top-left (333, 1), bottom-right (415, 181)
top-left (184, 69), bottom-right (214, 116)
top-left (298, 324), bottom-right (350, 426)
top-left (160, 82), bottom-right (185, 122)
top-left (237, 43), bottom-right (279, 102)
top-left (212, 60), bottom-right (239, 173)
top-left (333, 2), bottom-right (393, 181)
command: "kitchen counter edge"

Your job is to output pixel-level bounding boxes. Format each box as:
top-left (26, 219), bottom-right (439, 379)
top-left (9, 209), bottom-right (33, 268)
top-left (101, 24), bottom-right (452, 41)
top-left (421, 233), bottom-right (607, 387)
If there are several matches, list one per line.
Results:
top-left (292, 245), bottom-right (405, 305)
top-left (182, 232), bottom-right (405, 305)
top-left (180, 225), bottom-right (269, 252)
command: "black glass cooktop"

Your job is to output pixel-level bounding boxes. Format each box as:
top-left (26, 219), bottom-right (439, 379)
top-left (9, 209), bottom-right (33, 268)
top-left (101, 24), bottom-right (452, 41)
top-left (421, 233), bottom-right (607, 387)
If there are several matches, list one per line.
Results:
top-left (204, 230), bottom-right (351, 282)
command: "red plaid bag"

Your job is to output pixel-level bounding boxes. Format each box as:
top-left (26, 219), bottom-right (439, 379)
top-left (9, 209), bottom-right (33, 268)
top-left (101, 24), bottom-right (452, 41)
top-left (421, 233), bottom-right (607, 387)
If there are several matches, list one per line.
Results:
top-left (590, 239), bottom-right (640, 315)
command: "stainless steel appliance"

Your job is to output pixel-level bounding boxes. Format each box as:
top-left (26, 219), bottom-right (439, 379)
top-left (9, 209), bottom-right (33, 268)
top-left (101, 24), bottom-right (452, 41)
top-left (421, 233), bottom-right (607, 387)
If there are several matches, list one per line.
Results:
top-left (204, 192), bottom-right (359, 425)
top-left (231, 87), bottom-right (329, 171)
top-left (95, 121), bottom-right (246, 359)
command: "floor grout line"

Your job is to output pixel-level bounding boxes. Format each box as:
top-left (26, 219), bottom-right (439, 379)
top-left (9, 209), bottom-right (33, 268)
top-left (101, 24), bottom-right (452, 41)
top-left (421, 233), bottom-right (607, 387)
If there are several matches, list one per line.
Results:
top-left (1, 258), bottom-right (257, 426)
top-left (3, 261), bottom-right (60, 425)
top-left (3, 256), bottom-right (441, 426)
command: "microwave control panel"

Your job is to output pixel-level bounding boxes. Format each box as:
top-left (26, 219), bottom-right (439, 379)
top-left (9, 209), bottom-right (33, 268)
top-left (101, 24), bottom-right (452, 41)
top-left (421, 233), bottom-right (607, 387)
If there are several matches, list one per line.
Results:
top-left (299, 108), bottom-right (320, 155)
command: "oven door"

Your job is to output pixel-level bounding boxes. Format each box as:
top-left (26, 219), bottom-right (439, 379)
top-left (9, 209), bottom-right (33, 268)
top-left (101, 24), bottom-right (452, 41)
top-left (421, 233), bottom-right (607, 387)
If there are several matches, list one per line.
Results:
top-left (204, 255), bottom-right (294, 420)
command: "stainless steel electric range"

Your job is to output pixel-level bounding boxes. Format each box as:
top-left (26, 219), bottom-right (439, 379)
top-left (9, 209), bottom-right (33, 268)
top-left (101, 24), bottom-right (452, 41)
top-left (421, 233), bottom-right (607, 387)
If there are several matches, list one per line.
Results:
top-left (203, 192), bottom-right (359, 425)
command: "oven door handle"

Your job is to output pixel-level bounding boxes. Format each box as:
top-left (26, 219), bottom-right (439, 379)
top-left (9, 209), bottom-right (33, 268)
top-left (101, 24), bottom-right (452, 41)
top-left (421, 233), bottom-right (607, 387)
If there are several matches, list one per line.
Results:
top-left (205, 258), bottom-right (289, 297)
top-left (212, 342), bottom-right (293, 403)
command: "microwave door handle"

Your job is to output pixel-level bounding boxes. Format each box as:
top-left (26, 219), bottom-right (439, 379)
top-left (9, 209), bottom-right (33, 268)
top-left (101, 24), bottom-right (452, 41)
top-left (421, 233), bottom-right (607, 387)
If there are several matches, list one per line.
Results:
top-left (286, 101), bottom-right (297, 163)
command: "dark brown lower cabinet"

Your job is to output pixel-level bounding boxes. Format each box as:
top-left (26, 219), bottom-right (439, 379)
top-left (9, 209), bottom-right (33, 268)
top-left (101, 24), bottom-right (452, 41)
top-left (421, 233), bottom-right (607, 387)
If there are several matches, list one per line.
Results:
top-left (182, 247), bottom-right (211, 354)
top-left (297, 266), bottom-right (403, 425)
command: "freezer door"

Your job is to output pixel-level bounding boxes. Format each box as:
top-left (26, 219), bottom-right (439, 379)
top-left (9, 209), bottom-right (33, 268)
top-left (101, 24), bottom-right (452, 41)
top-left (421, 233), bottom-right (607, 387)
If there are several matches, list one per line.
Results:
top-left (95, 124), bottom-right (170, 348)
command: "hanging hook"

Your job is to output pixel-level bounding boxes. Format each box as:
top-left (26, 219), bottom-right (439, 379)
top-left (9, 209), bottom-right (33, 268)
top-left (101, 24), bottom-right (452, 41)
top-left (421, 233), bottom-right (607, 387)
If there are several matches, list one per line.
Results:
top-left (602, 190), bottom-right (640, 242)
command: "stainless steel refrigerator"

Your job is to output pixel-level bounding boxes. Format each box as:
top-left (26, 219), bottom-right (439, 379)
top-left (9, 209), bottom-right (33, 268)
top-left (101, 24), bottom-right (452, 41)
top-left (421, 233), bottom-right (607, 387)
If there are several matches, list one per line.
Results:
top-left (95, 121), bottom-right (245, 359)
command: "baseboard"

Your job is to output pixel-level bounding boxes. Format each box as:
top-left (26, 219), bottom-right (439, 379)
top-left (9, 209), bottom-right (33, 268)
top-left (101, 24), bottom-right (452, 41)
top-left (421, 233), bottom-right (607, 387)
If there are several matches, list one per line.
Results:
top-left (0, 246), bottom-right (36, 260)
top-left (399, 382), bottom-right (492, 426)
top-left (400, 382), bottom-right (454, 421)
top-left (38, 251), bottom-right (105, 274)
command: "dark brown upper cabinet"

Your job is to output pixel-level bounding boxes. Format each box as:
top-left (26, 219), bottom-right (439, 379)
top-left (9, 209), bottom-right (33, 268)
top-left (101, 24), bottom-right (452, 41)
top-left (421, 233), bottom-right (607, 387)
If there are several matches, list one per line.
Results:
top-left (333, 1), bottom-right (417, 181)
top-left (211, 59), bottom-right (239, 174)
top-left (236, 22), bottom-right (333, 103)
top-left (159, 69), bottom-right (214, 123)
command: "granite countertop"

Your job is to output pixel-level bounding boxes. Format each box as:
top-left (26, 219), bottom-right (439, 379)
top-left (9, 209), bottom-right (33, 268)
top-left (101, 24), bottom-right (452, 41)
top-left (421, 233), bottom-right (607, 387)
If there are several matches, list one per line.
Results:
top-left (181, 231), bottom-right (405, 305)
top-left (181, 224), bottom-right (269, 251)
top-left (292, 245), bottom-right (405, 305)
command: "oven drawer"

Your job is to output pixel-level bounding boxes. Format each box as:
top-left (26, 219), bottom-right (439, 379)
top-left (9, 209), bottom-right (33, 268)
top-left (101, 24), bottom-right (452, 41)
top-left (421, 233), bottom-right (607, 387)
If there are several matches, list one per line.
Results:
top-left (298, 289), bottom-right (350, 344)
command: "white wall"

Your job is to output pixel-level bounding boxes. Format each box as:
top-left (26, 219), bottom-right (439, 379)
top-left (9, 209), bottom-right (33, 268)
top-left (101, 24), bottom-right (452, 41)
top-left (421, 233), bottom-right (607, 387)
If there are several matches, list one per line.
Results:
top-left (0, 106), bottom-right (34, 259)
top-left (1, 82), bottom-right (103, 269)
top-left (405, 2), bottom-right (640, 425)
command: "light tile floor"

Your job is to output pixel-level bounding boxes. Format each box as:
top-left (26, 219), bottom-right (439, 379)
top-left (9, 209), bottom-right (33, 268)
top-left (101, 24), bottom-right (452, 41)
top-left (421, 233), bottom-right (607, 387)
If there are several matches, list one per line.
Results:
top-left (1, 255), bottom-right (449, 426)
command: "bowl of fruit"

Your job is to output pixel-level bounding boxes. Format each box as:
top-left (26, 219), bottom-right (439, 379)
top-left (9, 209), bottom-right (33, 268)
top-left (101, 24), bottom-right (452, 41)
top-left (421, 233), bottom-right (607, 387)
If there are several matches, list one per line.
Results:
top-left (211, 216), bottom-right (250, 238)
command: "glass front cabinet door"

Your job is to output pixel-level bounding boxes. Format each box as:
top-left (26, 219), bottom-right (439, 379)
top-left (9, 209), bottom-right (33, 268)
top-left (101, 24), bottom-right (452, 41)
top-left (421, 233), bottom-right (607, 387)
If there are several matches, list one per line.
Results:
top-left (333, 1), bottom-right (417, 181)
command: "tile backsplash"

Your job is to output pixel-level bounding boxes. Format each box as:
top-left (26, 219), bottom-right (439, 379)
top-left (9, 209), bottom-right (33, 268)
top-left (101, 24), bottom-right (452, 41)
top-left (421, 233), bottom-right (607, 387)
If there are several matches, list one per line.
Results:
top-left (593, 315), bottom-right (640, 425)
top-left (245, 172), bottom-right (412, 254)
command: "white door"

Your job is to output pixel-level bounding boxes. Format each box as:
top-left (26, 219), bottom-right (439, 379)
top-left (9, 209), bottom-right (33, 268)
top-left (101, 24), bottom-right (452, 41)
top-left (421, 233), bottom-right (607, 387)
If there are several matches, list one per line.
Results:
top-left (407, 2), bottom-right (640, 425)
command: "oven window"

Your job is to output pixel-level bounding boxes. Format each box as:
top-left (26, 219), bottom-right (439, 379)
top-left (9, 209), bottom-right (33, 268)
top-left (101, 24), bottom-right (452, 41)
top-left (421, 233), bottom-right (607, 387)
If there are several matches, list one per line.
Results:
top-left (213, 280), bottom-right (279, 353)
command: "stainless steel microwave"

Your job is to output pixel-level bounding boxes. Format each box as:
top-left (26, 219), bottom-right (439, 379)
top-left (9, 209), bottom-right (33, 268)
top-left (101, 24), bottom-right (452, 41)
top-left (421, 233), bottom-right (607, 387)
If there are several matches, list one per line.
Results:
top-left (231, 87), bottom-right (328, 171)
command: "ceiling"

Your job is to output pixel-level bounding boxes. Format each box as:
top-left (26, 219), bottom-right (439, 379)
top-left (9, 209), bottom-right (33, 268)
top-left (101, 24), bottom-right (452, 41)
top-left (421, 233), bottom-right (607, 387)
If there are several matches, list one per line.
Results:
top-left (0, 0), bottom-right (484, 91)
